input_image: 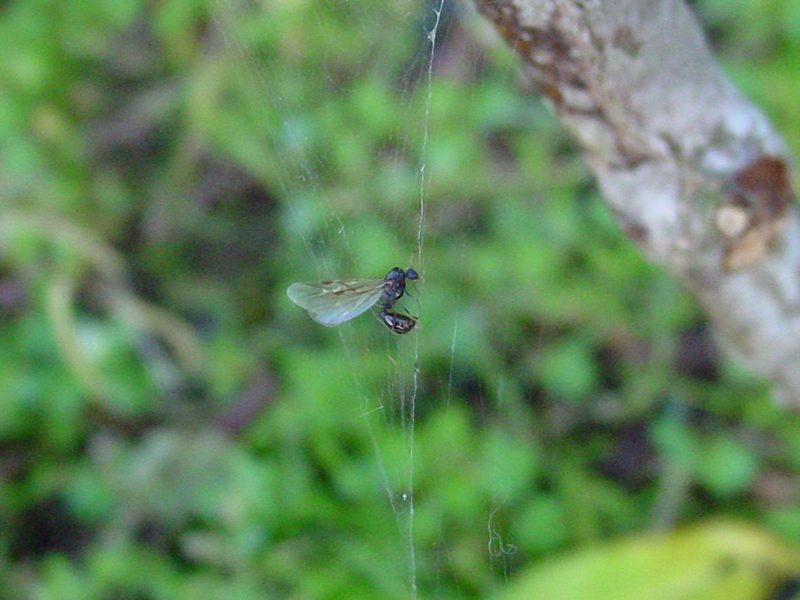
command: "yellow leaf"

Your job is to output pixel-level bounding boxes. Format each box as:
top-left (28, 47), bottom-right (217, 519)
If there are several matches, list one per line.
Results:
top-left (499, 520), bottom-right (800, 600)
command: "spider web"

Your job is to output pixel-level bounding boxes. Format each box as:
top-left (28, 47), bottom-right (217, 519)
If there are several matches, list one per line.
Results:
top-left (212, 1), bottom-right (520, 595)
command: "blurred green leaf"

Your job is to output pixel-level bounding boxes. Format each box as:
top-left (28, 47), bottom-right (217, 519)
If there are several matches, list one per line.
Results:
top-left (695, 434), bottom-right (759, 498)
top-left (499, 520), bottom-right (800, 600)
top-left (537, 337), bottom-right (598, 401)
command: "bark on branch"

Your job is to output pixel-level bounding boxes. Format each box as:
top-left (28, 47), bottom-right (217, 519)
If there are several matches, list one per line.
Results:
top-left (472, 0), bottom-right (800, 405)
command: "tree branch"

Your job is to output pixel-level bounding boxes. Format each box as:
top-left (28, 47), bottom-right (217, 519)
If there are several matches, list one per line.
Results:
top-left (472, 0), bottom-right (800, 405)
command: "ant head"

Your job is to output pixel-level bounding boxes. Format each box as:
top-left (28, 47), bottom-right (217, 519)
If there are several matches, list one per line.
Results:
top-left (405, 267), bottom-right (419, 280)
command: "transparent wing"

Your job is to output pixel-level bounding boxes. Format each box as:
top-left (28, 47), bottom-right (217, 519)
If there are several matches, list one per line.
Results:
top-left (287, 278), bottom-right (386, 326)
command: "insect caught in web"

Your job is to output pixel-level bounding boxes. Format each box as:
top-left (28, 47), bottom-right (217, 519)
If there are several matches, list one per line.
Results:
top-left (287, 267), bottom-right (419, 334)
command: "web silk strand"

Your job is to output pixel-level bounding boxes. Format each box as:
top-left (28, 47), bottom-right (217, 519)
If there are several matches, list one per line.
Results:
top-left (408, 2), bottom-right (446, 597)
top-left (416, 2), bottom-right (444, 270)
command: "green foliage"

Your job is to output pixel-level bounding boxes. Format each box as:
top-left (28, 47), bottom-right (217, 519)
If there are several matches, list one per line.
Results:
top-left (1, 0), bottom-right (799, 598)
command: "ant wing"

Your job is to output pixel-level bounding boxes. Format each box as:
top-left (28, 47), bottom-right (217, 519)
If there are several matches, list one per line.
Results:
top-left (287, 278), bottom-right (386, 327)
